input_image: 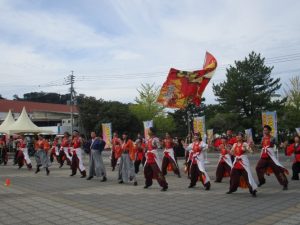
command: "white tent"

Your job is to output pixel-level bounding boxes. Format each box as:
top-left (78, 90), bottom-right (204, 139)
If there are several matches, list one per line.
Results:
top-left (0, 110), bottom-right (15, 134)
top-left (6, 107), bottom-right (52, 134)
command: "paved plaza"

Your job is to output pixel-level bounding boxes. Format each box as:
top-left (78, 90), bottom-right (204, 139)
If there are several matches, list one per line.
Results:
top-left (0, 152), bottom-right (299, 225)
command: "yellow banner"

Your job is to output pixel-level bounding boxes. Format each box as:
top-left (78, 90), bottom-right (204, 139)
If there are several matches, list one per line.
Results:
top-left (143, 120), bottom-right (153, 141)
top-left (102, 123), bottom-right (112, 148)
top-left (193, 116), bottom-right (206, 139)
top-left (262, 111), bottom-right (277, 139)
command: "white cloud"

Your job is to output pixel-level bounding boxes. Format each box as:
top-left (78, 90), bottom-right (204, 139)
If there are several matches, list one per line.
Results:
top-left (0, 0), bottom-right (300, 104)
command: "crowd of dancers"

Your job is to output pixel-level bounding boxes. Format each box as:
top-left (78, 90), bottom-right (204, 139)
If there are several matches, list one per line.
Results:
top-left (0, 125), bottom-right (300, 196)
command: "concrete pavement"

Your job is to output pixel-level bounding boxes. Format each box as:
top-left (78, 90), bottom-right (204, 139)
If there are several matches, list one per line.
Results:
top-left (0, 152), bottom-right (299, 225)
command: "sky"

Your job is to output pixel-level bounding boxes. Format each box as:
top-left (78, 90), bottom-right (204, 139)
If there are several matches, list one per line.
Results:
top-left (0, 0), bottom-right (300, 104)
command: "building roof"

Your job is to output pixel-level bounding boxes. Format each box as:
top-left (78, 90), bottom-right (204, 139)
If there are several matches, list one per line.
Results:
top-left (0, 99), bottom-right (78, 114)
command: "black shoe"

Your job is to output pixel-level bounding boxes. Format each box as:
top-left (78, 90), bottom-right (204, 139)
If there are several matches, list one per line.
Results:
top-left (178, 174), bottom-right (181, 178)
top-left (291, 177), bottom-right (299, 180)
top-left (101, 177), bottom-right (107, 182)
top-left (205, 182), bottom-right (211, 191)
top-left (112, 168), bottom-right (115, 171)
top-left (118, 180), bottom-right (124, 184)
top-left (46, 168), bottom-right (50, 176)
top-left (80, 174), bottom-right (86, 178)
top-left (258, 181), bottom-right (265, 187)
top-left (133, 181), bottom-right (138, 186)
top-left (59, 164), bottom-right (63, 168)
top-left (35, 167), bottom-right (40, 174)
top-left (144, 185), bottom-right (149, 189)
top-left (188, 184), bottom-right (195, 188)
top-left (252, 190), bottom-right (257, 197)
top-left (70, 173), bottom-right (76, 176)
top-left (18, 165), bottom-right (23, 169)
top-left (86, 176), bottom-right (93, 180)
top-left (283, 185), bottom-right (288, 191)
top-left (215, 180), bottom-right (221, 183)
top-left (226, 191), bottom-right (233, 194)
top-left (161, 186), bottom-right (168, 191)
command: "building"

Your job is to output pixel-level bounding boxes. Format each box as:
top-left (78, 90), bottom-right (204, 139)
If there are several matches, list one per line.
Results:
top-left (0, 99), bottom-right (79, 128)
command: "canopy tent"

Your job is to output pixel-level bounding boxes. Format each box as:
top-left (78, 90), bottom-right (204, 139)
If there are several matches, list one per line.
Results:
top-left (6, 107), bottom-right (52, 134)
top-left (0, 110), bottom-right (15, 134)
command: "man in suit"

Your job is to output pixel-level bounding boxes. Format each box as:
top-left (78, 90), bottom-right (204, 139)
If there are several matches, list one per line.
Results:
top-left (86, 131), bottom-right (107, 182)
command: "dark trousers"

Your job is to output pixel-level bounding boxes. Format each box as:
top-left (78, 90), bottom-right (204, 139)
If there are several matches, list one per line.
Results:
top-left (256, 158), bottom-right (288, 186)
top-left (134, 157), bottom-right (145, 174)
top-left (185, 161), bottom-right (191, 178)
top-left (229, 168), bottom-right (253, 193)
top-left (161, 156), bottom-right (180, 176)
top-left (190, 163), bottom-right (210, 188)
top-left (14, 150), bottom-right (20, 165)
top-left (0, 148), bottom-right (8, 165)
top-left (71, 155), bottom-right (85, 176)
top-left (16, 150), bottom-right (24, 168)
top-left (144, 163), bottom-right (168, 188)
top-left (292, 162), bottom-right (300, 180)
top-left (50, 152), bottom-right (59, 163)
top-left (58, 151), bottom-right (71, 167)
top-left (111, 151), bottom-right (118, 170)
top-left (215, 162), bottom-right (231, 182)
top-left (16, 151), bottom-right (32, 169)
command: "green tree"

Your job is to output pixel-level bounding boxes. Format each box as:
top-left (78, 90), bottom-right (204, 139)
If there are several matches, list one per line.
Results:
top-left (153, 115), bottom-right (176, 137)
top-left (284, 76), bottom-right (300, 111)
top-left (169, 101), bottom-right (205, 138)
top-left (77, 95), bottom-right (140, 137)
top-left (213, 51), bottom-right (283, 131)
top-left (130, 83), bottom-right (178, 137)
top-left (279, 76), bottom-right (300, 130)
top-left (130, 83), bottom-right (164, 121)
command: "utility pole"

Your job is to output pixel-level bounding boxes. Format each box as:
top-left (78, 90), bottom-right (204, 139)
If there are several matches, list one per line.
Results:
top-left (65, 71), bottom-right (75, 133)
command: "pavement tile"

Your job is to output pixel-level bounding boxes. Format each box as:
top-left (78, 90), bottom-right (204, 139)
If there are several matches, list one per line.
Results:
top-left (0, 153), bottom-right (299, 225)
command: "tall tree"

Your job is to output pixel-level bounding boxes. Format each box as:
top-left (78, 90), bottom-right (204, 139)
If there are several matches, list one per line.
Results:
top-left (130, 83), bottom-right (178, 137)
top-left (77, 95), bottom-right (140, 137)
top-left (169, 101), bottom-right (205, 138)
top-left (213, 51), bottom-right (282, 130)
top-left (130, 83), bottom-right (164, 121)
top-left (284, 76), bottom-right (300, 111)
top-left (279, 75), bottom-right (300, 130)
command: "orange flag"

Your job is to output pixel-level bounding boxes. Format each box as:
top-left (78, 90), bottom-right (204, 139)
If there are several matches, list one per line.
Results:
top-left (157, 52), bottom-right (217, 108)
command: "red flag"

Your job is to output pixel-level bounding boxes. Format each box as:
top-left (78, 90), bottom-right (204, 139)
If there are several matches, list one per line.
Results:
top-left (157, 52), bottom-right (217, 108)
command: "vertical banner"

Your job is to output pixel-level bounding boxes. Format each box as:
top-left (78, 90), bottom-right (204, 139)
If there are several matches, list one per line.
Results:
top-left (262, 111), bottom-right (278, 140)
top-left (207, 129), bottom-right (214, 145)
top-left (296, 128), bottom-right (300, 136)
top-left (143, 120), bottom-right (153, 141)
top-left (245, 128), bottom-right (253, 144)
top-left (102, 123), bottom-right (112, 149)
top-left (193, 116), bottom-right (206, 140)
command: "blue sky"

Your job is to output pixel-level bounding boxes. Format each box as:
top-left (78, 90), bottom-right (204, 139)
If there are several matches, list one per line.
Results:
top-left (0, 0), bottom-right (300, 104)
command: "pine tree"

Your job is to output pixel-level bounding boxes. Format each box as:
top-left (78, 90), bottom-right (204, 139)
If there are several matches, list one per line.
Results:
top-left (213, 51), bottom-right (282, 129)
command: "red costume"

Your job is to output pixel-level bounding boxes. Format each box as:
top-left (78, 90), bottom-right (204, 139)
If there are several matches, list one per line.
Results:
top-left (215, 143), bottom-right (232, 182)
top-left (144, 137), bottom-right (168, 190)
top-left (134, 140), bottom-right (145, 174)
top-left (59, 137), bottom-right (72, 168)
top-left (228, 142), bottom-right (257, 196)
top-left (161, 138), bottom-right (180, 177)
top-left (0, 138), bottom-right (8, 165)
top-left (111, 136), bottom-right (121, 171)
top-left (256, 135), bottom-right (288, 189)
top-left (287, 143), bottom-right (300, 180)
